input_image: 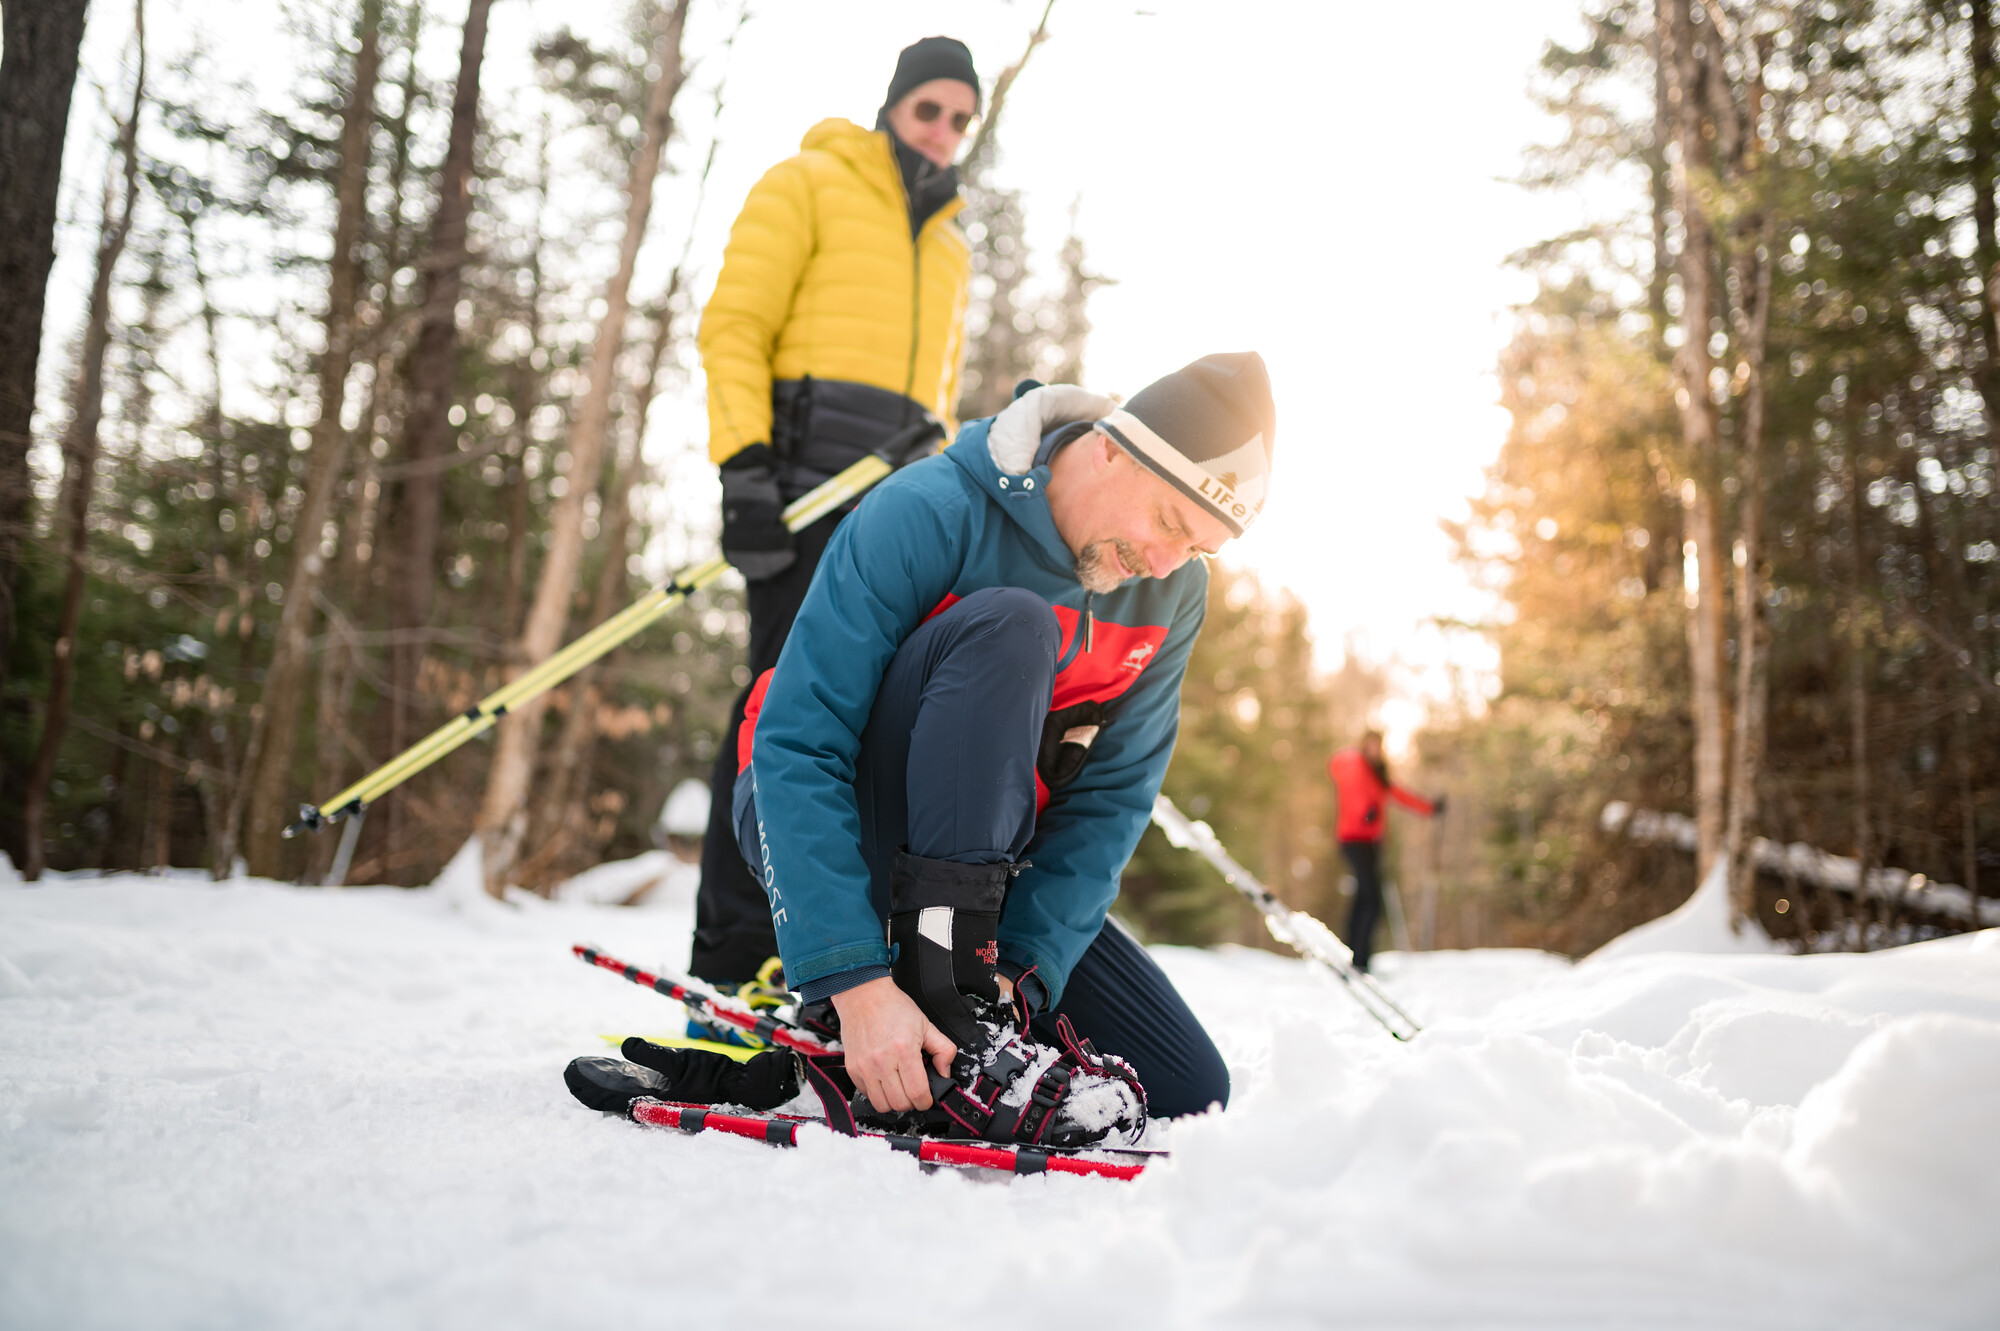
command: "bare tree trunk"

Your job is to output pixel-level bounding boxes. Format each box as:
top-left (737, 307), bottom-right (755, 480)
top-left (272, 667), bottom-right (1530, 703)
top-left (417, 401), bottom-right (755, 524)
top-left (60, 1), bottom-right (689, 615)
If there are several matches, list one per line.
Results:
top-left (525, 446), bottom-right (638, 879)
top-left (242, 0), bottom-right (383, 879)
top-left (0, 0), bottom-right (90, 709)
top-left (1663, 0), bottom-right (1728, 883)
top-left (961, 0), bottom-right (1055, 176)
top-left (382, 0), bottom-right (492, 877)
top-left (21, 4), bottom-right (146, 881)
top-left (527, 300), bottom-right (677, 874)
top-left (1969, 0), bottom-right (2000, 428)
top-left (1847, 438), bottom-right (1872, 926)
top-left (1646, 7), bottom-right (1673, 360)
top-left (308, 7), bottom-right (423, 882)
top-left (476, 0), bottom-right (690, 895)
top-left (1724, 228), bottom-right (1773, 924)
top-left (499, 119), bottom-right (551, 641)
top-left (1722, 37), bottom-right (1775, 927)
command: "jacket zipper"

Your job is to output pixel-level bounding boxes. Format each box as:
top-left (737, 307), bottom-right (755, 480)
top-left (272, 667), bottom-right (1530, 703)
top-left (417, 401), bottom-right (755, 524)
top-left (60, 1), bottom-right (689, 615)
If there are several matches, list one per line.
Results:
top-left (890, 141), bottom-right (923, 415)
top-left (1055, 592), bottom-right (1095, 673)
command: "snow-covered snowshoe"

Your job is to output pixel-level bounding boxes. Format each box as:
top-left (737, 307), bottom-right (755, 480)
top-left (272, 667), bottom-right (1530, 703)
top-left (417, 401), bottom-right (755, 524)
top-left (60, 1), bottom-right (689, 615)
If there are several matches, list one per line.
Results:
top-left (853, 1002), bottom-right (1149, 1150)
top-left (852, 850), bottom-right (1149, 1149)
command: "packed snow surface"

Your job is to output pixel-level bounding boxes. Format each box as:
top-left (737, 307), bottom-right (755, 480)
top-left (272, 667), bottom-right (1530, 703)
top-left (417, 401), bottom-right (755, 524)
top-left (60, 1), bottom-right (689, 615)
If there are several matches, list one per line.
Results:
top-left (3, 856), bottom-right (1997, 1330)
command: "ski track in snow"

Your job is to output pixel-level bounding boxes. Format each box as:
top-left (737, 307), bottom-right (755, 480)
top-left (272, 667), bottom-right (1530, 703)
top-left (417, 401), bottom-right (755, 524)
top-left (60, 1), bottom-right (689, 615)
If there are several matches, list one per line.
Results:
top-left (1, 855), bottom-right (1996, 1330)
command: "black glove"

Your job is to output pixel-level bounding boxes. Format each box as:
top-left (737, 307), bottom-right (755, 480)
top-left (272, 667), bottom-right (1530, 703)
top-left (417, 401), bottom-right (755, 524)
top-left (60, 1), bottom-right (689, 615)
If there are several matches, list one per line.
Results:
top-left (719, 443), bottom-right (795, 581)
top-left (1431, 793), bottom-right (1449, 816)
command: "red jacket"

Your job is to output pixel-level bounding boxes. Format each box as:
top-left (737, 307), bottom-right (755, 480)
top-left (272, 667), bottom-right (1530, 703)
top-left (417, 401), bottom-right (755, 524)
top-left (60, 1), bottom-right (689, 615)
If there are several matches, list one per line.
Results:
top-left (1328, 747), bottom-right (1434, 843)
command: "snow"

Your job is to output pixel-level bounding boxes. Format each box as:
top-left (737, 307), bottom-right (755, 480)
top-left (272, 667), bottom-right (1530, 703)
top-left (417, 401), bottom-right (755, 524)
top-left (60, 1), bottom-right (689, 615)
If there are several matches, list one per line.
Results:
top-left (3, 860), bottom-right (1997, 1329)
top-left (1587, 858), bottom-right (1787, 964)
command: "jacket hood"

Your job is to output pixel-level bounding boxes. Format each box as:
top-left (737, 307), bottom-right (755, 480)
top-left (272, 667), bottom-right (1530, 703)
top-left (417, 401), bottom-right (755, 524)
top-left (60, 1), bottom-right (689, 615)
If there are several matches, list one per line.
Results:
top-left (947, 386), bottom-right (1122, 584)
top-left (800, 117), bottom-right (963, 225)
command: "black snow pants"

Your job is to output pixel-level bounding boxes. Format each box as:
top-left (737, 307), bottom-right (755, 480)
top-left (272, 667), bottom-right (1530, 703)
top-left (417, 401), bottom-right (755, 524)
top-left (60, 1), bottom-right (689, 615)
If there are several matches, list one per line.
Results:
top-left (691, 378), bottom-right (930, 984)
top-left (1341, 838), bottom-right (1384, 973)
top-left (734, 586), bottom-right (1231, 1119)
top-left (689, 511), bottom-right (837, 984)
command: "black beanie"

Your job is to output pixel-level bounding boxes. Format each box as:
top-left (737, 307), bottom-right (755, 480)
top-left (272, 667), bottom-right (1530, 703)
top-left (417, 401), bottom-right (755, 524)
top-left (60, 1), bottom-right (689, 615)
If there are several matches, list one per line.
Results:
top-left (1097, 353), bottom-right (1278, 537)
top-left (882, 36), bottom-right (981, 116)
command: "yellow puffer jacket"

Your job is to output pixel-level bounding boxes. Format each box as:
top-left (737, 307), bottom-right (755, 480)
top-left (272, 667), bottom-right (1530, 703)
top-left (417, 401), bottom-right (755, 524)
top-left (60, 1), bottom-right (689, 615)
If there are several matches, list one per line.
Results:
top-left (699, 118), bottom-right (970, 465)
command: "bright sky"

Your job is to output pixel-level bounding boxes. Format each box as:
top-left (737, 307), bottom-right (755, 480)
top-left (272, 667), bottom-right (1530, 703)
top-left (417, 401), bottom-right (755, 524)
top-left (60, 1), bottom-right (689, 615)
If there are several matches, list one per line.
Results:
top-left (49, 0), bottom-right (1598, 750)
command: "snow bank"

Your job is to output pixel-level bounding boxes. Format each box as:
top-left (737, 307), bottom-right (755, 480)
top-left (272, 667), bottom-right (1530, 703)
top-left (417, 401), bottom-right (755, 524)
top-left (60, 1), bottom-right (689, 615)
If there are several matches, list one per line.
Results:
top-left (549, 850), bottom-right (696, 910)
top-left (2, 862), bottom-right (1995, 1329)
top-left (1588, 857), bottom-right (1786, 963)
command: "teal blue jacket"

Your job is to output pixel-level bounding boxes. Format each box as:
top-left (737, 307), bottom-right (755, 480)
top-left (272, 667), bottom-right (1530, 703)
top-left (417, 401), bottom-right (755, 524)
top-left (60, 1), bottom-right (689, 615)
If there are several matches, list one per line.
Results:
top-left (745, 403), bottom-right (1207, 1006)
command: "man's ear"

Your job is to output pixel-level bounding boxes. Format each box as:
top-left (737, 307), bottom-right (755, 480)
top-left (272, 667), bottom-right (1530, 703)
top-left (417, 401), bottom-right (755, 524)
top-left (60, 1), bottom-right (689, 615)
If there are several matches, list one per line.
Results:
top-left (1096, 429), bottom-right (1125, 472)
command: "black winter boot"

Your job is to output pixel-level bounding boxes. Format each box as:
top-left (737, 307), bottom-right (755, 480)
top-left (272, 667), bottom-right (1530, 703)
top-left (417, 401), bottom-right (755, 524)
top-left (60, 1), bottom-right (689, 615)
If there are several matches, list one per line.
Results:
top-left (886, 850), bottom-right (1011, 1049)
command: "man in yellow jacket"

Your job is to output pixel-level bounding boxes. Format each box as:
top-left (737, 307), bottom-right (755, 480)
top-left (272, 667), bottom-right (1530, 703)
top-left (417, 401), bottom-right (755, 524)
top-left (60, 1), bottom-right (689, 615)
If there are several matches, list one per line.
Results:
top-left (690, 37), bottom-right (980, 994)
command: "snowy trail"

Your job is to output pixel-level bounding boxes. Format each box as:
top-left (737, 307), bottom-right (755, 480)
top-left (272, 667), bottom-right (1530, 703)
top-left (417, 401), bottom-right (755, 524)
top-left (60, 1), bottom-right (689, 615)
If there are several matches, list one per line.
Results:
top-left (2, 861), bottom-right (1996, 1330)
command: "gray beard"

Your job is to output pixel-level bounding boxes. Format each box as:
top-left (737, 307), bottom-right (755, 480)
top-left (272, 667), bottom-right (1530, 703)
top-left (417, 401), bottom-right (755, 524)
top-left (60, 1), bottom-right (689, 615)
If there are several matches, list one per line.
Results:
top-left (1073, 538), bottom-right (1143, 593)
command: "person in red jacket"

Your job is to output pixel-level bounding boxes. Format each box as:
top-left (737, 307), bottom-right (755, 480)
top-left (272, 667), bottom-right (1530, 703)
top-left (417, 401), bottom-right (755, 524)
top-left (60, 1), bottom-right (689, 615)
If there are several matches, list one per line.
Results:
top-left (1327, 729), bottom-right (1443, 972)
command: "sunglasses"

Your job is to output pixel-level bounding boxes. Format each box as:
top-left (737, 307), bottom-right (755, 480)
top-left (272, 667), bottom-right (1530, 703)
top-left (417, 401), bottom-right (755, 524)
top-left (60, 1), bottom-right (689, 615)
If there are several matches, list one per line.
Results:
top-left (911, 100), bottom-right (975, 134)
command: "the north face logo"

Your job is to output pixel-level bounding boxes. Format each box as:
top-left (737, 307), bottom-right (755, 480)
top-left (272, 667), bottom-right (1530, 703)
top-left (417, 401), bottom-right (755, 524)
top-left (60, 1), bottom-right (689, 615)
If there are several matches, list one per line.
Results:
top-left (976, 940), bottom-right (999, 965)
top-left (1122, 642), bottom-right (1156, 672)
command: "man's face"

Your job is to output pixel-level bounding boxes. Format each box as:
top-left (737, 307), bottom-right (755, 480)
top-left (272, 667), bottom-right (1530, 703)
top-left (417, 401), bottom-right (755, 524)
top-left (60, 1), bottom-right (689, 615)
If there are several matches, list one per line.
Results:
top-left (885, 78), bottom-right (978, 168)
top-left (1048, 430), bottom-right (1234, 593)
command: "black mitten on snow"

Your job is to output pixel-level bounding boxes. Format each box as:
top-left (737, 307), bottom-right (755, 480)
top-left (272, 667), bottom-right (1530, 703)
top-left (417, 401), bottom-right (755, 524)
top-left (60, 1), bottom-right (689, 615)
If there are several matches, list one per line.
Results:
top-left (618, 1038), bottom-right (800, 1111)
top-left (564, 1055), bottom-right (673, 1115)
top-left (718, 444), bottom-right (794, 581)
top-left (887, 850), bottom-right (1010, 1050)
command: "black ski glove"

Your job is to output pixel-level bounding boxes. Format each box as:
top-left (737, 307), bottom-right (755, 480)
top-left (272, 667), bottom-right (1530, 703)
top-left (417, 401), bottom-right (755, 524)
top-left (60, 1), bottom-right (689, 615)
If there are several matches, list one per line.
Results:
top-left (719, 443), bottom-right (795, 581)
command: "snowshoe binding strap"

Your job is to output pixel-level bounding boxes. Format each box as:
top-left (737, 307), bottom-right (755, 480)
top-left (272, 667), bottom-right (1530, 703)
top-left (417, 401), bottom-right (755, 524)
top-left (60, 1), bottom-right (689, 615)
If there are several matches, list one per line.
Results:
top-left (853, 1005), bottom-right (1149, 1150)
top-left (799, 1051), bottom-right (860, 1137)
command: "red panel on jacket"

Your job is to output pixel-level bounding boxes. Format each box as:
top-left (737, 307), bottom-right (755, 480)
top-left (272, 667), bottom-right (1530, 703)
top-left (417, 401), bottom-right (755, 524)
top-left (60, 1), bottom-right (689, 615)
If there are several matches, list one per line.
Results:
top-left (740, 596), bottom-right (1171, 819)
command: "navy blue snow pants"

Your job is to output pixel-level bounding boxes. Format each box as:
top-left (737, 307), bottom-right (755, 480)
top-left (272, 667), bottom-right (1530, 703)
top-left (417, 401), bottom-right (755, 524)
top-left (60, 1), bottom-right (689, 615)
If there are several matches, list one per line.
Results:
top-left (737, 586), bottom-right (1230, 1118)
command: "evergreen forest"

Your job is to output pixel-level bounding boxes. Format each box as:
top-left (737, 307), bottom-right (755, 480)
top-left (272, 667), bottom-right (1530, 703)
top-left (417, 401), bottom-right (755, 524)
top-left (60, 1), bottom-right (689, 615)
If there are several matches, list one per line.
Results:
top-left (2, 0), bottom-right (1994, 961)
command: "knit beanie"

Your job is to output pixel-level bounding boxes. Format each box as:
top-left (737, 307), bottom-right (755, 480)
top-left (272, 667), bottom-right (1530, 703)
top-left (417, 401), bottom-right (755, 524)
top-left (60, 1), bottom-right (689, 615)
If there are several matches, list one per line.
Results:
top-left (1097, 352), bottom-right (1278, 537)
top-left (881, 36), bottom-right (981, 117)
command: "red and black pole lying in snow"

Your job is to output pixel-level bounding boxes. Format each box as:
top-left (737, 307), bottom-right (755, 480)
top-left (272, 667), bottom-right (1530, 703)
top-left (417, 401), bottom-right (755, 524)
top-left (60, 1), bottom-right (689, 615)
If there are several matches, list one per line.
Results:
top-left (572, 944), bottom-right (832, 1056)
top-left (627, 1098), bottom-right (1149, 1181)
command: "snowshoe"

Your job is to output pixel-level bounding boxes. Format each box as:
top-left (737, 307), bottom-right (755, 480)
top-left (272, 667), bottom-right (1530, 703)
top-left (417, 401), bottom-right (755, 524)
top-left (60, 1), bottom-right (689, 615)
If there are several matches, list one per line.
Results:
top-left (853, 1001), bottom-right (1148, 1149)
top-left (850, 850), bottom-right (1148, 1149)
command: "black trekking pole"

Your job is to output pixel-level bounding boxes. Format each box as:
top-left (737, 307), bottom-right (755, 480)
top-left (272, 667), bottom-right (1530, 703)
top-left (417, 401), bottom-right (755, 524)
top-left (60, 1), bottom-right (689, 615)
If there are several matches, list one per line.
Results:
top-left (285, 419), bottom-right (944, 843)
top-left (1151, 794), bottom-right (1423, 1041)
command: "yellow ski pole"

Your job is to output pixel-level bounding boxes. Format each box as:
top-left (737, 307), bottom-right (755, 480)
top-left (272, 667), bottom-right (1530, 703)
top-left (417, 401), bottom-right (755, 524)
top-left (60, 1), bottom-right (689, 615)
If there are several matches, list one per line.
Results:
top-left (285, 419), bottom-right (943, 842)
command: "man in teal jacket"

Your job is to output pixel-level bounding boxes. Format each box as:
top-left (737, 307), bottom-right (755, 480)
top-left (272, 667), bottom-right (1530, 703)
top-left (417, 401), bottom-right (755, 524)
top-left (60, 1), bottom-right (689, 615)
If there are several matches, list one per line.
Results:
top-left (730, 354), bottom-right (1277, 1138)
